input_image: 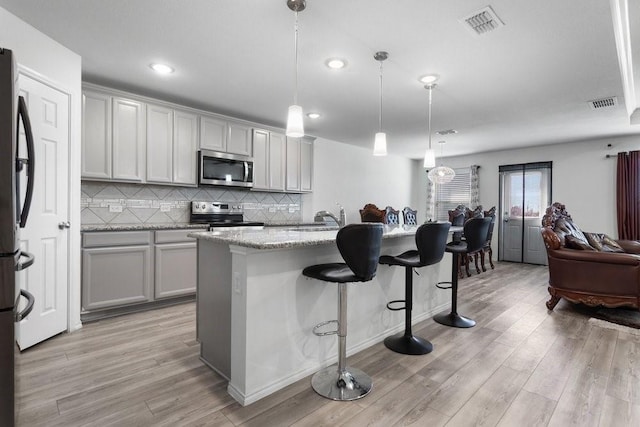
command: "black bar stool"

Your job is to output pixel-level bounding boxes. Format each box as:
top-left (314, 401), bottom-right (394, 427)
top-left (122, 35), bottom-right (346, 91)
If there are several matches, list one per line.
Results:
top-left (379, 222), bottom-right (450, 354)
top-left (302, 223), bottom-right (383, 401)
top-left (434, 217), bottom-right (491, 328)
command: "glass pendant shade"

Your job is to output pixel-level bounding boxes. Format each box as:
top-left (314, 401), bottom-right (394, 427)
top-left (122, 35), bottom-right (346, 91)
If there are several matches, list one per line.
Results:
top-left (373, 132), bottom-right (387, 156)
top-left (428, 165), bottom-right (455, 184)
top-left (423, 148), bottom-right (436, 168)
top-left (286, 104), bottom-right (304, 137)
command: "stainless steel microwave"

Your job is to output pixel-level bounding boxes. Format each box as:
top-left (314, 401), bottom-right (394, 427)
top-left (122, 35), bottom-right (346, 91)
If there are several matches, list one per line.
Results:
top-left (198, 150), bottom-right (254, 188)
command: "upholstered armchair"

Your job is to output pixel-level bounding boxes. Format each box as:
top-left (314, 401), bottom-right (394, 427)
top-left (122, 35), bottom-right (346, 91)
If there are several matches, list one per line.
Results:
top-left (360, 203), bottom-right (386, 223)
top-left (540, 202), bottom-right (640, 310)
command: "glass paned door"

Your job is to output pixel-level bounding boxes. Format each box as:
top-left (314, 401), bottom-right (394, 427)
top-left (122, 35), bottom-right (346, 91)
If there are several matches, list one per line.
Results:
top-left (498, 162), bottom-right (551, 265)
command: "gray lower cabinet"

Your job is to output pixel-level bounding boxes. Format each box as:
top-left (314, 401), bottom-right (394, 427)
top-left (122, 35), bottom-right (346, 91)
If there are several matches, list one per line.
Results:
top-left (154, 230), bottom-right (197, 299)
top-left (82, 231), bottom-right (153, 310)
top-left (82, 229), bottom-right (196, 314)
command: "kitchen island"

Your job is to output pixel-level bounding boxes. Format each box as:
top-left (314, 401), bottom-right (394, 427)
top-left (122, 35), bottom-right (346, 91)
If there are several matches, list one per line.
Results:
top-left (188, 225), bottom-right (454, 406)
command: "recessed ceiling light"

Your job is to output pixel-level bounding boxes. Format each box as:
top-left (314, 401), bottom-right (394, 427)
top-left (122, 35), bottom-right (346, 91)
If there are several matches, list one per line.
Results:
top-left (150, 63), bottom-right (174, 74)
top-left (306, 112), bottom-right (321, 119)
top-left (419, 74), bottom-right (439, 84)
top-left (325, 58), bottom-right (347, 69)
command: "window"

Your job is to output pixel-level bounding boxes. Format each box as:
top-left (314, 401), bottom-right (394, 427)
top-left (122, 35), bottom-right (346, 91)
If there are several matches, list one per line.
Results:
top-left (426, 165), bottom-right (479, 221)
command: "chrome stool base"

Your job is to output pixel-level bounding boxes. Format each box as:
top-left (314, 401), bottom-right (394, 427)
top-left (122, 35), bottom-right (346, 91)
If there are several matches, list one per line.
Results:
top-left (433, 312), bottom-right (476, 328)
top-left (311, 365), bottom-right (372, 401)
top-left (384, 333), bottom-right (433, 355)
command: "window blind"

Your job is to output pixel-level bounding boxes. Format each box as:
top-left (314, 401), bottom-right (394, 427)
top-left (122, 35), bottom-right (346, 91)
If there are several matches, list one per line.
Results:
top-left (434, 167), bottom-right (472, 221)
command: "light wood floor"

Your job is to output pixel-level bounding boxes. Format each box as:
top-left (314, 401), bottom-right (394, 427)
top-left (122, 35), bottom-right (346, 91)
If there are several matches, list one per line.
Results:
top-left (16, 262), bottom-right (640, 426)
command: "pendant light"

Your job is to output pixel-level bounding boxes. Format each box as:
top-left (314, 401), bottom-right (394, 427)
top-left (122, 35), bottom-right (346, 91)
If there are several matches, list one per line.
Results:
top-left (423, 83), bottom-right (437, 168)
top-left (428, 141), bottom-right (456, 184)
top-left (286, 0), bottom-right (306, 137)
top-left (373, 51), bottom-right (388, 156)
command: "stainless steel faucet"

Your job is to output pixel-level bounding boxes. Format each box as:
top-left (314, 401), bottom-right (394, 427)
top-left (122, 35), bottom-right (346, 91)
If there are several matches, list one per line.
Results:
top-left (314, 203), bottom-right (346, 227)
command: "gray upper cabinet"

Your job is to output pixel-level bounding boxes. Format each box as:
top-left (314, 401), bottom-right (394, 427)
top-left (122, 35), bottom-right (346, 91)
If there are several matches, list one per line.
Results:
top-left (111, 97), bottom-right (146, 181)
top-left (227, 122), bottom-right (253, 156)
top-left (253, 129), bottom-right (286, 192)
top-left (82, 88), bottom-right (146, 182)
top-left (82, 84), bottom-right (308, 190)
top-left (146, 103), bottom-right (173, 183)
top-left (286, 136), bottom-right (313, 193)
top-left (199, 114), bottom-right (228, 152)
top-left (146, 105), bottom-right (198, 186)
top-left (300, 136), bottom-right (313, 192)
top-left (199, 116), bottom-right (252, 157)
top-left (253, 129), bottom-right (269, 190)
top-left (173, 109), bottom-right (198, 185)
top-left (82, 91), bottom-right (112, 179)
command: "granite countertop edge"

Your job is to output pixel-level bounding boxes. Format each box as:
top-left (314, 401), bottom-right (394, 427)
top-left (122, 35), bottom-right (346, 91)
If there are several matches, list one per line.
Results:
top-left (81, 223), bottom-right (209, 232)
top-left (188, 225), bottom-right (420, 250)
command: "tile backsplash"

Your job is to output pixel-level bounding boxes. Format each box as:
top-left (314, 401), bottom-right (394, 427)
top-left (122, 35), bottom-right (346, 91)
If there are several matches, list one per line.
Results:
top-left (81, 181), bottom-right (303, 226)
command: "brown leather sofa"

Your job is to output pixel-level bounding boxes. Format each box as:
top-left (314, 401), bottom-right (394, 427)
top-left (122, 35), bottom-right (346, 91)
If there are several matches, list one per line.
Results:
top-left (540, 202), bottom-right (640, 310)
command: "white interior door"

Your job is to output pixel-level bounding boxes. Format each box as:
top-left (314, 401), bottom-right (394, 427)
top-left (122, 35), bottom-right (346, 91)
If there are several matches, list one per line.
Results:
top-left (16, 73), bottom-right (69, 350)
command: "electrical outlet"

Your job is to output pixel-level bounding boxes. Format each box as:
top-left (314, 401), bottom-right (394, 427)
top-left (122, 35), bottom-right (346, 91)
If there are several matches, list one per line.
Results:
top-left (109, 204), bottom-right (123, 213)
top-left (160, 204), bottom-right (171, 212)
top-left (268, 207), bottom-right (276, 213)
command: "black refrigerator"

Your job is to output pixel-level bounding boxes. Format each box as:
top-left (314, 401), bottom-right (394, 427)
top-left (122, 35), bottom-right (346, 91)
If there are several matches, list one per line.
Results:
top-left (0, 47), bottom-right (36, 427)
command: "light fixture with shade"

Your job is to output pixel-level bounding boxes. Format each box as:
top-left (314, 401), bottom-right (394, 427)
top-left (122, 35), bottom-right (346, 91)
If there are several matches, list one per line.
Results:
top-left (373, 51), bottom-right (388, 156)
top-left (286, 0), bottom-right (306, 138)
top-left (428, 141), bottom-right (456, 184)
top-left (423, 83), bottom-right (437, 168)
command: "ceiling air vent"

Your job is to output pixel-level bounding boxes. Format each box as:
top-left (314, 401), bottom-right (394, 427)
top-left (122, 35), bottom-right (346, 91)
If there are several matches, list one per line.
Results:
top-left (436, 129), bottom-right (458, 136)
top-left (461, 6), bottom-right (504, 36)
top-left (589, 97), bottom-right (617, 110)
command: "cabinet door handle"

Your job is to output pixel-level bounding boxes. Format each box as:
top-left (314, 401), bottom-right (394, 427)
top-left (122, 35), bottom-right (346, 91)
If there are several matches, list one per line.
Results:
top-left (58, 221), bottom-right (71, 229)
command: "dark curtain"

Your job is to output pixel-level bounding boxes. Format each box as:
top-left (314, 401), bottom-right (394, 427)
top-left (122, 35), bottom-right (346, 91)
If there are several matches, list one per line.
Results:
top-left (617, 151), bottom-right (640, 240)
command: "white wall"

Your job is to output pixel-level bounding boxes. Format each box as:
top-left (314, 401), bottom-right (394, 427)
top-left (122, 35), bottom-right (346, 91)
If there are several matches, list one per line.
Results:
top-left (0, 7), bottom-right (82, 331)
top-left (418, 135), bottom-right (640, 239)
top-left (302, 137), bottom-right (422, 224)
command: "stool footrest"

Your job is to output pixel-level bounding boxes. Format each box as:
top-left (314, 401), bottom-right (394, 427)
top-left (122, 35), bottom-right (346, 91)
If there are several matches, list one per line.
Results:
top-left (436, 281), bottom-right (452, 290)
top-left (313, 320), bottom-right (339, 336)
top-left (386, 299), bottom-right (406, 311)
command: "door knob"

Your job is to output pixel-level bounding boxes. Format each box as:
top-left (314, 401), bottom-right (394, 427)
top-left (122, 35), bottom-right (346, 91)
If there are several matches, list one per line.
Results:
top-left (58, 221), bottom-right (71, 229)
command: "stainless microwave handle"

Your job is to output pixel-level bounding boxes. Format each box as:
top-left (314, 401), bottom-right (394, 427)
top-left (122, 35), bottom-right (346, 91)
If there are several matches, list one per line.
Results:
top-left (244, 161), bottom-right (249, 182)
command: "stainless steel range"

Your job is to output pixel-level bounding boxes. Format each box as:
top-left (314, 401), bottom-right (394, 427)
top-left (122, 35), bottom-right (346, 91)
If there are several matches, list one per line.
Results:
top-left (190, 201), bottom-right (264, 231)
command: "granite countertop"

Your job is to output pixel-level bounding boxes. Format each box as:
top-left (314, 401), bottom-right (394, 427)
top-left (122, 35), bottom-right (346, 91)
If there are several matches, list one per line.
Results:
top-left (188, 224), bottom-right (421, 250)
top-left (81, 223), bottom-right (209, 232)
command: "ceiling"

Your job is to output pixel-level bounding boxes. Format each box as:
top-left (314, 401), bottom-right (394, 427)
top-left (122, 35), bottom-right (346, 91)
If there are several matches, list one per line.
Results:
top-left (2, 0), bottom-right (638, 159)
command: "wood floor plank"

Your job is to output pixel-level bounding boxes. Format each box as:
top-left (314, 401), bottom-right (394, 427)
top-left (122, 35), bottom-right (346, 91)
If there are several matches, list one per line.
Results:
top-left (547, 326), bottom-right (618, 427)
top-left (445, 366), bottom-right (529, 427)
top-left (598, 395), bottom-right (640, 426)
top-left (605, 334), bottom-right (640, 404)
top-left (15, 263), bottom-right (634, 427)
top-left (424, 342), bottom-right (516, 417)
top-left (496, 389), bottom-right (556, 427)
